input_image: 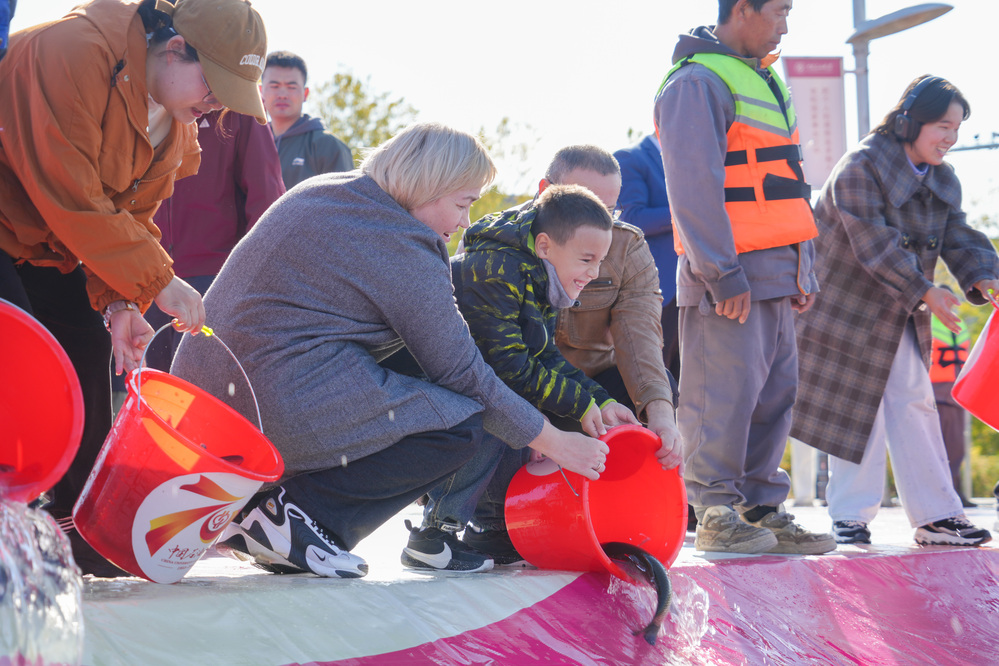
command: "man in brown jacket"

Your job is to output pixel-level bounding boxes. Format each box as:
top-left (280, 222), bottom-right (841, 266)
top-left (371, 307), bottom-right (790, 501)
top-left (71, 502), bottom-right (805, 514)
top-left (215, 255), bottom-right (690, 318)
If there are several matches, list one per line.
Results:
top-left (546, 146), bottom-right (681, 470)
top-left (429, 146), bottom-right (682, 566)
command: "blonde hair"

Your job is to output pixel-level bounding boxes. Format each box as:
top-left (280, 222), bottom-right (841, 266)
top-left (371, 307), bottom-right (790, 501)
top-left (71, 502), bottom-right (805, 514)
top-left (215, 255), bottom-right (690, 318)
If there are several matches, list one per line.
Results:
top-left (361, 122), bottom-right (496, 211)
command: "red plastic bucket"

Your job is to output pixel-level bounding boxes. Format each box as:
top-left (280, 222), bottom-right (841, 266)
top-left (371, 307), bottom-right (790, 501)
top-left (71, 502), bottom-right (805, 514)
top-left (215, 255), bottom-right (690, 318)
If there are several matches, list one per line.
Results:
top-left (73, 328), bottom-right (283, 583)
top-left (505, 424), bottom-right (687, 581)
top-left (953, 305), bottom-right (999, 431)
top-left (0, 299), bottom-right (83, 504)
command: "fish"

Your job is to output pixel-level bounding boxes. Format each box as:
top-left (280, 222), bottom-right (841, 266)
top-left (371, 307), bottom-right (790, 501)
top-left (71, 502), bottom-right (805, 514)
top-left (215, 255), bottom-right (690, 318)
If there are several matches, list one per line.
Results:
top-left (602, 541), bottom-right (673, 646)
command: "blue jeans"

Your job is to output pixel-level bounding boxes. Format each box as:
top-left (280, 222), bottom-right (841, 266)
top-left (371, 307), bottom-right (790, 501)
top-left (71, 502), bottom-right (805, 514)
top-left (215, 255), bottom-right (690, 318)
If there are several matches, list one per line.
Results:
top-left (423, 431), bottom-right (530, 532)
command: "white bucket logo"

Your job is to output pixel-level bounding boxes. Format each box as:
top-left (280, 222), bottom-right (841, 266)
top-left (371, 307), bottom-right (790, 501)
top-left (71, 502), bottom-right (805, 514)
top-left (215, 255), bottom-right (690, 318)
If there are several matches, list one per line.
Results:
top-left (131, 472), bottom-right (262, 583)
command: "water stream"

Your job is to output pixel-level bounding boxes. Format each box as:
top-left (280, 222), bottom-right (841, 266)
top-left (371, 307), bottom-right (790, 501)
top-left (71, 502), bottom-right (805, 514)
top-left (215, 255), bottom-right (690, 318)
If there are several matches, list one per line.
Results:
top-left (0, 500), bottom-right (83, 666)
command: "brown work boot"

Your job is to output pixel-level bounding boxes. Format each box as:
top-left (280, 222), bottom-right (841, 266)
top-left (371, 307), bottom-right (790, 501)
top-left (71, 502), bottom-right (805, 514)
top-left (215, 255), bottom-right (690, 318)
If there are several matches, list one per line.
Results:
top-left (694, 505), bottom-right (779, 554)
top-left (743, 505), bottom-right (837, 554)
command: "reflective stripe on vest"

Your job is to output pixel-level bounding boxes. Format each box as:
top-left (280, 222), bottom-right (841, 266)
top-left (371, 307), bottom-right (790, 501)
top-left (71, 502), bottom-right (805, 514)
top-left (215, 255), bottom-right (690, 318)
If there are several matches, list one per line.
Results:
top-left (930, 314), bottom-right (970, 383)
top-left (658, 53), bottom-right (818, 255)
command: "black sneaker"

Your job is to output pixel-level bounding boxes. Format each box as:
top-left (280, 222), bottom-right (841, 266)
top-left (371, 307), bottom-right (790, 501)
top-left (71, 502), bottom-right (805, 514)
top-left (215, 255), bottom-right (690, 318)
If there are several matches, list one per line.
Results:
top-left (914, 516), bottom-right (992, 547)
top-left (462, 526), bottom-right (528, 567)
top-left (832, 520), bottom-right (871, 545)
top-left (216, 487), bottom-right (368, 578)
top-left (400, 520), bottom-right (493, 572)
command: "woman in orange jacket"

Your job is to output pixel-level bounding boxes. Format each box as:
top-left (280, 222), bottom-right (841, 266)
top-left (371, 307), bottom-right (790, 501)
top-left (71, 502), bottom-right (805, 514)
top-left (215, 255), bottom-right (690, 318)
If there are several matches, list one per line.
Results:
top-left (0, 0), bottom-right (267, 575)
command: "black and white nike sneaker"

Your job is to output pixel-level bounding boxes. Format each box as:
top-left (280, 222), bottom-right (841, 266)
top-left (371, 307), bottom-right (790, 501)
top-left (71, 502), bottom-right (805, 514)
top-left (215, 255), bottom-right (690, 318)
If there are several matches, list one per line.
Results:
top-left (914, 516), bottom-right (992, 547)
top-left (400, 519), bottom-right (493, 572)
top-left (217, 486), bottom-right (368, 578)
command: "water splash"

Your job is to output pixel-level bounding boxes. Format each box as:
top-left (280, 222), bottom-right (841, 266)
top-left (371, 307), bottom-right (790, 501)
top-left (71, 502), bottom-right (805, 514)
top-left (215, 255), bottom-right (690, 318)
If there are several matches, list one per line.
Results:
top-left (664, 572), bottom-right (712, 656)
top-left (0, 500), bottom-right (83, 665)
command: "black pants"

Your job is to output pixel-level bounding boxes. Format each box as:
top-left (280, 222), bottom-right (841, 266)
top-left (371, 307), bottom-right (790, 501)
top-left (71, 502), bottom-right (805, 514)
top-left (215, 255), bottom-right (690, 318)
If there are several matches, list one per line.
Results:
top-left (1, 252), bottom-right (112, 516)
top-left (276, 413), bottom-right (484, 550)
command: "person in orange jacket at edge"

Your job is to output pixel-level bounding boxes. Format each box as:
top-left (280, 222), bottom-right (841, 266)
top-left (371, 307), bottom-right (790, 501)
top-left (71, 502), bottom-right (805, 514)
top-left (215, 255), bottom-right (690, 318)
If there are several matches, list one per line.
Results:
top-left (0, 0), bottom-right (269, 576)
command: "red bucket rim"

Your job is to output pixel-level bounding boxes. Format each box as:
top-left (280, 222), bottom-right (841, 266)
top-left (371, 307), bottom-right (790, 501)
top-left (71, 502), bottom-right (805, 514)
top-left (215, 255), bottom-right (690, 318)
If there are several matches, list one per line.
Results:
top-left (0, 299), bottom-right (84, 503)
top-left (126, 368), bottom-right (283, 482)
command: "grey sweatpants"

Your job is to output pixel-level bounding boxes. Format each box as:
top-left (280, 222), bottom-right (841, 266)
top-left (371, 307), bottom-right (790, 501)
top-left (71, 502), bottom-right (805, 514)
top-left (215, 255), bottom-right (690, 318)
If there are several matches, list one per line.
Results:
top-left (678, 296), bottom-right (796, 514)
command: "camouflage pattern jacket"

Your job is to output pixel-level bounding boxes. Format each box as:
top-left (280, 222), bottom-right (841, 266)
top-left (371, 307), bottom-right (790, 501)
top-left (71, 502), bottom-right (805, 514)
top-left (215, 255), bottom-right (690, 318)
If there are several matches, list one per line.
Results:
top-left (454, 204), bottom-right (612, 420)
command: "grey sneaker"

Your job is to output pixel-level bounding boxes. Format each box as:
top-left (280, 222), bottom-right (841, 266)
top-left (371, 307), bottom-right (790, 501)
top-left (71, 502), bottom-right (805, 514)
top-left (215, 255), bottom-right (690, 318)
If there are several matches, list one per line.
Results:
top-left (695, 505), bottom-right (779, 553)
top-left (745, 505), bottom-right (837, 554)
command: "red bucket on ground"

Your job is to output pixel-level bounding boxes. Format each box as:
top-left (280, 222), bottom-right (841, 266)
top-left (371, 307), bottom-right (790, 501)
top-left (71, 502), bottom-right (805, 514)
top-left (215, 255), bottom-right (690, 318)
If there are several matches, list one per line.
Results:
top-left (953, 306), bottom-right (999, 431)
top-left (73, 366), bottom-right (283, 583)
top-left (0, 299), bottom-right (83, 504)
top-left (505, 424), bottom-right (686, 581)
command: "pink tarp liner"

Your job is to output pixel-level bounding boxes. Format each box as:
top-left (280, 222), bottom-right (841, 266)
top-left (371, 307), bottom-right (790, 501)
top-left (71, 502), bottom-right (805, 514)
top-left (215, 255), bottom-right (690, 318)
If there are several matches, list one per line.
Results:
top-left (318, 548), bottom-right (999, 666)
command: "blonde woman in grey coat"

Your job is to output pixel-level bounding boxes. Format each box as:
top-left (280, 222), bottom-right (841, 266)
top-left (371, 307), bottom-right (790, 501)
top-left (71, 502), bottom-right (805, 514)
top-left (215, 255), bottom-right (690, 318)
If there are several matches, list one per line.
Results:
top-left (792, 75), bottom-right (999, 547)
top-left (172, 122), bottom-right (610, 578)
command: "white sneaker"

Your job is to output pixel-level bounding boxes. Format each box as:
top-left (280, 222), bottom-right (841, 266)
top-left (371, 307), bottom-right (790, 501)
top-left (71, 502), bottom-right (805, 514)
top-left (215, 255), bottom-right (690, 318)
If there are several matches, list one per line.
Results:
top-left (217, 487), bottom-right (368, 578)
top-left (914, 516), bottom-right (992, 547)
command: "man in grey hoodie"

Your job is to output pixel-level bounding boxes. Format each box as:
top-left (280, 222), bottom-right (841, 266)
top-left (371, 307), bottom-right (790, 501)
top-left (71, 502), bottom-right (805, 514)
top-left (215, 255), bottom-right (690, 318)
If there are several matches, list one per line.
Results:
top-left (654, 0), bottom-right (835, 554)
top-left (261, 50), bottom-right (353, 190)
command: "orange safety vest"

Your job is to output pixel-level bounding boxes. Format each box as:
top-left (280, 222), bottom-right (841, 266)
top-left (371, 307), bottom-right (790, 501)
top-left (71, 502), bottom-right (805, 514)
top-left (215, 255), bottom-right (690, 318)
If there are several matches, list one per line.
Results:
top-left (658, 53), bottom-right (818, 255)
top-left (930, 314), bottom-right (969, 383)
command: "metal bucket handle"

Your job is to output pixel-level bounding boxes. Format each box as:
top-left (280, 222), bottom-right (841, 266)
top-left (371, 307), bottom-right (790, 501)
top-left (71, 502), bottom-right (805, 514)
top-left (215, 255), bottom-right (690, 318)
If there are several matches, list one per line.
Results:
top-left (133, 323), bottom-right (264, 433)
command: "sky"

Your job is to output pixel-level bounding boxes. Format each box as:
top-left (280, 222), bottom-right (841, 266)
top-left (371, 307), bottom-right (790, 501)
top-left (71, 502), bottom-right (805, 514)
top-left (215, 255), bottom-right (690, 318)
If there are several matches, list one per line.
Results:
top-left (12, 1), bottom-right (999, 221)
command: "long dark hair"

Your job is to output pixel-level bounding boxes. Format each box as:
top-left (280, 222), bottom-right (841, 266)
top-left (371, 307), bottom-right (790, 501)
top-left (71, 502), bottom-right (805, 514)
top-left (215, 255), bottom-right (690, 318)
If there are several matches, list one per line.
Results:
top-left (872, 75), bottom-right (970, 141)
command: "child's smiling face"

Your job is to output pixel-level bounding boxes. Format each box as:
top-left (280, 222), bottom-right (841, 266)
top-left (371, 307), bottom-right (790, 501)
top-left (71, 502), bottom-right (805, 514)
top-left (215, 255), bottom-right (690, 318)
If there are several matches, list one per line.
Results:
top-left (536, 225), bottom-right (612, 299)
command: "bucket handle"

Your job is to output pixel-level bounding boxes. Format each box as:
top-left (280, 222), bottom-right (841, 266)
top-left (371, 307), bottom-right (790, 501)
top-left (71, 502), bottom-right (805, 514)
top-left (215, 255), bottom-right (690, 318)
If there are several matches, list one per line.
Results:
top-left (134, 323), bottom-right (264, 433)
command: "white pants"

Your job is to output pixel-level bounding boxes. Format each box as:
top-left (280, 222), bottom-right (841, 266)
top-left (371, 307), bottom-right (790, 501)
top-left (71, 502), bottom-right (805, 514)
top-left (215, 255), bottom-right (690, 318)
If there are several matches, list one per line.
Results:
top-left (790, 437), bottom-right (817, 505)
top-left (827, 321), bottom-right (962, 528)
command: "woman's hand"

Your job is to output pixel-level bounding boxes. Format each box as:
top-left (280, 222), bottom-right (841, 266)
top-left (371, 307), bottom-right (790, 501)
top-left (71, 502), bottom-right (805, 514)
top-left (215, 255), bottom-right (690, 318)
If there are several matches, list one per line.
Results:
top-left (529, 421), bottom-right (610, 480)
top-left (154, 276), bottom-right (206, 333)
top-left (601, 401), bottom-right (640, 428)
top-left (974, 279), bottom-right (999, 308)
top-left (921, 286), bottom-right (961, 333)
top-left (110, 308), bottom-right (154, 375)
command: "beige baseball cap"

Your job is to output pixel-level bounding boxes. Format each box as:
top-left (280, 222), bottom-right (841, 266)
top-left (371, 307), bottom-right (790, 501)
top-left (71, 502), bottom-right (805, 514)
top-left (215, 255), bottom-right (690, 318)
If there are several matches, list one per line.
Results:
top-left (161, 0), bottom-right (268, 124)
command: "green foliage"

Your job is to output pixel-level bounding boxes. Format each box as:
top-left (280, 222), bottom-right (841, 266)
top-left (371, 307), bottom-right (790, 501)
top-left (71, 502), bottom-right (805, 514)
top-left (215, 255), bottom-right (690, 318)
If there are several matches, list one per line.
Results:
top-left (445, 188), bottom-right (531, 256)
top-left (314, 72), bottom-right (418, 165)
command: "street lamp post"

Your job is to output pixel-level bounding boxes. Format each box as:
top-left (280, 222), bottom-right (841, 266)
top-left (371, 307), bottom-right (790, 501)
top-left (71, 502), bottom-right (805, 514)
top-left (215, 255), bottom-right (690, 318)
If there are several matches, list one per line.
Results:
top-left (847, 1), bottom-right (953, 139)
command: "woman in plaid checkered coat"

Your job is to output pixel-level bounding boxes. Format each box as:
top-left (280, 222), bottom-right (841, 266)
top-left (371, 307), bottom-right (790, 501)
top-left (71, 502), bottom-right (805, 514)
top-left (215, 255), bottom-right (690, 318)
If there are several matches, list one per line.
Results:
top-left (791, 75), bottom-right (999, 547)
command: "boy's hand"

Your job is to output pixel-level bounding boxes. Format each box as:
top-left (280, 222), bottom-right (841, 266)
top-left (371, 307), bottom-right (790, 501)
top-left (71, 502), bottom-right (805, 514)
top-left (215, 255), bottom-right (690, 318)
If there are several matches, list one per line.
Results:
top-left (645, 399), bottom-right (683, 473)
top-left (529, 421), bottom-right (609, 480)
top-left (601, 402), bottom-right (640, 428)
top-left (580, 401), bottom-right (606, 438)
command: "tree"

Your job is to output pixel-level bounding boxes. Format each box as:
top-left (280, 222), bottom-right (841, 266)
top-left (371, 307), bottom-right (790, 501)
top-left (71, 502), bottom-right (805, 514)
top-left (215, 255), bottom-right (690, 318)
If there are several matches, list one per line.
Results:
top-left (311, 76), bottom-right (536, 254)
top-left (314, 71), bottom-right (417, 164)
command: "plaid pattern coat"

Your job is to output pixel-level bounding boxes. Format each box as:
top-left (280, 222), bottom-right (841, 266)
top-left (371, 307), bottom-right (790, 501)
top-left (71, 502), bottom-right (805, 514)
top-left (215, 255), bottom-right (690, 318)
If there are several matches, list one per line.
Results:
top-left (791, 132), bottom-right (999, 463)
